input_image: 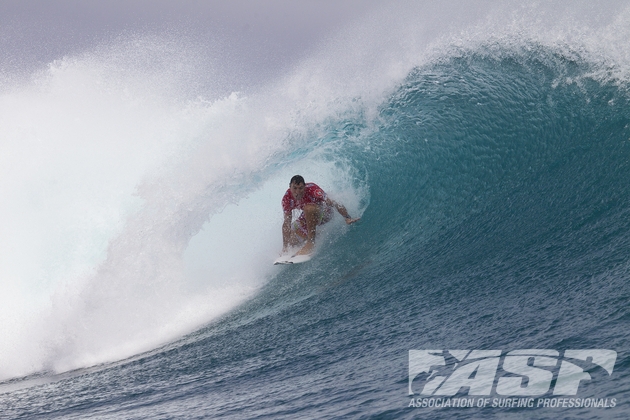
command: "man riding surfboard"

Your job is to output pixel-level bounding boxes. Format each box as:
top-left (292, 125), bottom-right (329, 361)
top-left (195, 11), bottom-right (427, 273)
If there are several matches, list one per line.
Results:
top-left (281, 175), bottom-right (360, 256)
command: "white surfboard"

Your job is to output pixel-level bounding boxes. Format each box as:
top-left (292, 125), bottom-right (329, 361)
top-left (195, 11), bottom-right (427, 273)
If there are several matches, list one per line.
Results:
top-left (273, 254), bottom-right (312, 265)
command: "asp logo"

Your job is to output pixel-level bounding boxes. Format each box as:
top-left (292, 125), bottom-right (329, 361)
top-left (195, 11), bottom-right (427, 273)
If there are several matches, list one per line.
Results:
top-left (408, 349), bottom-right (617, 396)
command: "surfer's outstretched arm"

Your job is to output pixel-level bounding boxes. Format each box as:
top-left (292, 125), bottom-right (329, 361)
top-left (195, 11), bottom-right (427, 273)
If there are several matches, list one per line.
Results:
top-left (325, 198), bottom-right (360, 224)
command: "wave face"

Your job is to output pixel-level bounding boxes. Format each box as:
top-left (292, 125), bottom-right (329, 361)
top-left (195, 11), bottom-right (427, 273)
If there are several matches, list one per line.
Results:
top-left (2, 2), bottom-right (630, 419)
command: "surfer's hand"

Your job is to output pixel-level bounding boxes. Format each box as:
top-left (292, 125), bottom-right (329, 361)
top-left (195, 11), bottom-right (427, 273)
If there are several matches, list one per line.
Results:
top-left (345, 217), bottom-right (360, 225)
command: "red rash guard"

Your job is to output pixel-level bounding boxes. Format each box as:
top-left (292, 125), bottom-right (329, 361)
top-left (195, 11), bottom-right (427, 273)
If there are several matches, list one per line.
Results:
top-left (282, 183), bottom-right (327, 214)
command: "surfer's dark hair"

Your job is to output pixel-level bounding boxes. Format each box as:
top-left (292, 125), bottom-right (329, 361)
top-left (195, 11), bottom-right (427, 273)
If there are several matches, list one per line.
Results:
top-left (290, 175), bottom-right (305, 185)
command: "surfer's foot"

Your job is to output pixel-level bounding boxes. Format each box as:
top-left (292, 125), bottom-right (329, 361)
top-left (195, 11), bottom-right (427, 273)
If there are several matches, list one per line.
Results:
top-left (296, 242), bottom-right (314, 256)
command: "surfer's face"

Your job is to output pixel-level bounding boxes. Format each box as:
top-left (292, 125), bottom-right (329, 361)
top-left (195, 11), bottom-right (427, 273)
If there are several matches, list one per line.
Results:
top-left (290, 182), bottom-right (305, 201)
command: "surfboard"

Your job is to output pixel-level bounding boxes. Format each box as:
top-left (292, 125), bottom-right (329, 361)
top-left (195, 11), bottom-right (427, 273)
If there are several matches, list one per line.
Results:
top-left (273, 254), bottom-right (312, 265)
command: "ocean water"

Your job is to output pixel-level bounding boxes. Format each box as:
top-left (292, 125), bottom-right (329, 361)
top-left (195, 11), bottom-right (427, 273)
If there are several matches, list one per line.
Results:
top-left (1, 2), bottom-right (630, 419)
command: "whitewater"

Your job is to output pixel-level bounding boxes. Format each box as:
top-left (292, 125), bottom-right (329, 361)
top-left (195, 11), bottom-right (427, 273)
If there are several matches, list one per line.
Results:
top-left (1, 1), bottom-right (630, 418)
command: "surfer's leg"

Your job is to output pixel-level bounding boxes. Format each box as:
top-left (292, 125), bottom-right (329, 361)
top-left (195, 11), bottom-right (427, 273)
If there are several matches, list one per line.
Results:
top-left (320, 206), bottom-right (334, 225)
top-left (284, 217), bottom-right (305, 249)
top-left (296, 204), bottom-right (320, 255)
top-left (287, 231), bottom-right (303, 247)
top-left (290, 215), bottom-right (308, 244)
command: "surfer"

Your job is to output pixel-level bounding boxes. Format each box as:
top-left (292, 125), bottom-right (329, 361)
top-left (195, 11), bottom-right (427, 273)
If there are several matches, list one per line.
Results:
top-left (282, 175), bottom-right (360, 256)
